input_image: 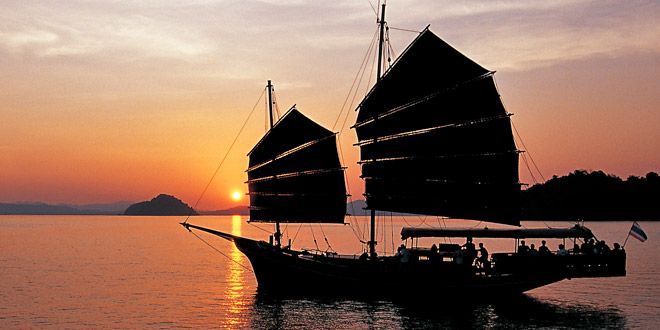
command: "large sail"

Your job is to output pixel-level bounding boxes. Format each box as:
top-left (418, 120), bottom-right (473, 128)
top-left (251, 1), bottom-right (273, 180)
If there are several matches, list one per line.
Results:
top-left (247, 108), bottom-right (346, 223)
top-left (354, 29), bottom-right (520, 226)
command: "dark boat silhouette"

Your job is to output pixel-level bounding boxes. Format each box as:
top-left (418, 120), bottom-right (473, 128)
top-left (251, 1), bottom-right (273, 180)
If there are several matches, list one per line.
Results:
top-left (182, 4), bottom-right (625, 296)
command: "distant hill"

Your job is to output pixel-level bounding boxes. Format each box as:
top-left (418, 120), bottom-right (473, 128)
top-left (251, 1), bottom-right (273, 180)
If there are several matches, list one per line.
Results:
top-left (0, 202), bottom-right (85, 215)
top-left (124, 194), bottom-right (198, 216)
top-left (199, 206), bottom-right (249, 215)
top-left (521, 170), bottom-right (660, 220)
top-left (0, 201), bottom-right (132, 215)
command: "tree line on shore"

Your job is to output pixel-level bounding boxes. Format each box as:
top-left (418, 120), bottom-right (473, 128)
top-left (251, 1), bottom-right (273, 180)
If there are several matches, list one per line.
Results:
top-left (520, 170), bottom-right (660, 220)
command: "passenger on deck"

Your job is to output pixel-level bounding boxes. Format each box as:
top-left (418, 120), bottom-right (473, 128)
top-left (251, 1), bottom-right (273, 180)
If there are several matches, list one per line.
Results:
top-left (557, 244), bottom-right (568, 256)
top-left (582, 238), bottom-right (596, 254)
top-left (538, 240), bottom-right (551, 255)
top-left (529, 243), bottom-right (539, 256)
top-left (463, 236), bottom-right (476, 264)
top-left (596, 240), bottom-right (611, 254)
top-left (396, 244), bottom-right (410, 263)
top-left (572, 243), bottom-right (581, 254)
top-left (518, 240), bottom-right (529, 255)
top-left (429, 243), bottom-right (439, 262)
top-left (476, 243), bottom-right (489, 269)
top-left (612, 242), bottom-right (625, 256)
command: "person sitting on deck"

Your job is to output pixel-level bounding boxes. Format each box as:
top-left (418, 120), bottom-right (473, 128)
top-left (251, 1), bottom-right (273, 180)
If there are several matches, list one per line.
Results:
top-left (572, 243), bottom-right (581, 254)
top-left (612, 242), bottom-right (625, 256)
top-left (596, 240), bottom-right (611, 254)
top-left (518, 240), bottom-right (529, 255)
top-left (529, 243), bottom-right (539, 256)
top-left (557, 244), bottom-right (568, 256)
top-left (538, 240), bottom-right (551, 255)
top-left (476, 242), bottom-right (490, 270)
top-left (582, 238), bottom-right (596, 254)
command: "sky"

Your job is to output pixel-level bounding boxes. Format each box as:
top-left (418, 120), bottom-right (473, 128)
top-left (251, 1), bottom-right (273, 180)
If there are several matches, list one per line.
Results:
top-left (1, 0), bottom-right (658, 210)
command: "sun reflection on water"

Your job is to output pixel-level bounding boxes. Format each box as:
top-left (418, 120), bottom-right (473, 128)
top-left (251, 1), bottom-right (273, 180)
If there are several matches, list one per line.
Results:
top-left (224, 215), bottom-right (248, 327)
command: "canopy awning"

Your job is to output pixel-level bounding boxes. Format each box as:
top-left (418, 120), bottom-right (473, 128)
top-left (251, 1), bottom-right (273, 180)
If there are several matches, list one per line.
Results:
top-left (401, 226), bottom-right (594, 240)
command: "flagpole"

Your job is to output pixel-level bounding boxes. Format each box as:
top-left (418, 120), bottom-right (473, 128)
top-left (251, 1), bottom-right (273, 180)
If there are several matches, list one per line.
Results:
top-left (622, 222), bottom-right (634, 248)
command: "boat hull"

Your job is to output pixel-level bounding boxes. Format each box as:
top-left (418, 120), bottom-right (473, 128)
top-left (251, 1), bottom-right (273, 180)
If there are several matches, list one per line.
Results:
top-left (234, 236), bottom-right (569, 297)
top-left (181, 223), bottom-right (625, 297)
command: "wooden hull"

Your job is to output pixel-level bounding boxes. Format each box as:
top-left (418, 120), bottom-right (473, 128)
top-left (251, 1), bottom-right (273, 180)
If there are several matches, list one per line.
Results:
top-left (181, 223), bottom-right (625, 297)
top-left (235, 236), bottom-right (570, 297)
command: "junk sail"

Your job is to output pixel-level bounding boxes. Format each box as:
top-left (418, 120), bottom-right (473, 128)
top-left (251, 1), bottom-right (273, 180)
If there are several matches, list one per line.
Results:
top-left (247, 108), bottom-right (347, 223)
top-left (354, 29), bottom-right (520, 226)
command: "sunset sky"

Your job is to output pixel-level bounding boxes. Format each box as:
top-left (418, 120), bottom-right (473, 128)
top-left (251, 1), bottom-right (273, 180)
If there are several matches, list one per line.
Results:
top-left (1, 0), bottom-right (658, 210)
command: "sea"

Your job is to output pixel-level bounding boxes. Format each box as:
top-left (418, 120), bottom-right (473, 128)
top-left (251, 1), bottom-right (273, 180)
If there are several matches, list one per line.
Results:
top-left (1, 216), bottom-right (657, 329)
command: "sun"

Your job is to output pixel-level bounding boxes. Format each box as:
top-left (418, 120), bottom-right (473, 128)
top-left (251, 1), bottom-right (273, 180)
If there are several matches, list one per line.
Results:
top-left (231, 191), bottom-right (242, 201)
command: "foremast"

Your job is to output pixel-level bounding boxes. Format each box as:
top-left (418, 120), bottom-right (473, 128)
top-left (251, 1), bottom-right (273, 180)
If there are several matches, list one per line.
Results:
top-left (265, 80), bottom-right (282, 247)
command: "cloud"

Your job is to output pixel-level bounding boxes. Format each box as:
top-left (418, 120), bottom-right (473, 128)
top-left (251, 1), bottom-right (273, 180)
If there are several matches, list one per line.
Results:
top-left (387, 0), bottom-right (660, 71)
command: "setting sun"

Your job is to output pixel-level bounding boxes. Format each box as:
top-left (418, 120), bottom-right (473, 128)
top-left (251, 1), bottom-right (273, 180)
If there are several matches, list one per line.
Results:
top-left (231, 191), bottom-right (242, 201)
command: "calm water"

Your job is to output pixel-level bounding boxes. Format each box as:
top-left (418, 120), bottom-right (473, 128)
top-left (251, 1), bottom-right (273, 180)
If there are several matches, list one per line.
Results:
top-left (1, 216), bottom-right (658, 329)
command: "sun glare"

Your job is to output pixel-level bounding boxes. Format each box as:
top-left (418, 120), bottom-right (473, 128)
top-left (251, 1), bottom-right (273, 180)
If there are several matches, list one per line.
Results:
top-left (231, 191), bottom-right (242, 201)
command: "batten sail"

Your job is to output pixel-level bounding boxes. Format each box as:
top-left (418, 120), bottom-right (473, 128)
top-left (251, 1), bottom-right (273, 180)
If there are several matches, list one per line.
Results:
top-left (247, 108), bottom-right (347, 223)
top-left (354, 29), bottom-right (520, 226)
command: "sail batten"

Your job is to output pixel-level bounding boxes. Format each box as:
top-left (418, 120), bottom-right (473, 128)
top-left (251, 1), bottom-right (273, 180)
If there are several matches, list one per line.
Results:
top-left (357, 150), bottom-right (519, 164)
top-left (248, 108), bottom-right (346, 224)
top-left (246, 168), bottom-right (345, 184)
top-left (354, 29), bottom-right (520, 226)
top-left (353, 71), bottom-right (494, 129)
top-left (355, 113), bottom-right (512, 146)
top-left (246, 134), bottom-right (337, 173)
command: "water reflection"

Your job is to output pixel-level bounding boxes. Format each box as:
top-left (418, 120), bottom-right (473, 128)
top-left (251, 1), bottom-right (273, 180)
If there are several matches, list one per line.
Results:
top-left (223, 215), bottom-right (247, 328)
top-left (396, 295), bottom-right (627, 329)
top-left (246, 294), bottom-right (626, 329)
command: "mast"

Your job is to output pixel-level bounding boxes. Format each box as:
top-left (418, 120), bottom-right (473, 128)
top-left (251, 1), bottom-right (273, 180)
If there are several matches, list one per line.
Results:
top-left (369, 3), bottom-right (386, 258)
top-left (266, 79), bottom-right (281, 247)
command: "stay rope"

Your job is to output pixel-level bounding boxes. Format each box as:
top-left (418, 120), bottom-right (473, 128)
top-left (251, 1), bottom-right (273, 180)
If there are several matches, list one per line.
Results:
top-left (183, 88), bottom-right (266, 225)
top-left (189, 230), bottom-right (253, 273)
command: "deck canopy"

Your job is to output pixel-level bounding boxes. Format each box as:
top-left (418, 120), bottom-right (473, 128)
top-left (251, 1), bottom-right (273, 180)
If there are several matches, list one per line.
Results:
top-left (401, 226), bottom-right (594, 240)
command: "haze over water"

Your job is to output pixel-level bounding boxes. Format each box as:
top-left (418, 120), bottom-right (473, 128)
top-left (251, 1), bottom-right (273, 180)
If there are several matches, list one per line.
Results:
top-left (1, 216), bottom-right (657, 329)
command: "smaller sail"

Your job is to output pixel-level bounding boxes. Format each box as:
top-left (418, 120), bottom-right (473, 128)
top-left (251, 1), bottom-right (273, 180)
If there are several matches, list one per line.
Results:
top-left (247, 108), bottom-right (346, 223)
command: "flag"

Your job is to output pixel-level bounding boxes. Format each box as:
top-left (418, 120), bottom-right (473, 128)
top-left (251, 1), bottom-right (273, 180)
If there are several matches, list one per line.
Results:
top-left (629, 221), bottom-right (648, 242)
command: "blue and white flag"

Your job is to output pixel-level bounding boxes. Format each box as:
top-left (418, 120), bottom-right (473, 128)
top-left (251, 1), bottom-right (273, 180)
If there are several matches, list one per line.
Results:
top-left (630, 221), bottom-right (648, 242)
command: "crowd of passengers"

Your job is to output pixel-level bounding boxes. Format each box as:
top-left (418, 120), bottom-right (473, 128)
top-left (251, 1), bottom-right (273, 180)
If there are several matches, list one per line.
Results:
top-left (516, 238), bottom-right (625, 257)
top-left (394, 236), bottom-right (625, 267)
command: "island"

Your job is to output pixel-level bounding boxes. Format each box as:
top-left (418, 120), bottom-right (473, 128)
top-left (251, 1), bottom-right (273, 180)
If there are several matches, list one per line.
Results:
top-left (124, 194), bottom-right (198, 216)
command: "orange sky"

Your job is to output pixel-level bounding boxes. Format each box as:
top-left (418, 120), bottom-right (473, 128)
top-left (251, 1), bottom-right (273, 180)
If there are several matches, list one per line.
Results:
top-left (1, 1), bottom-right (658, 209)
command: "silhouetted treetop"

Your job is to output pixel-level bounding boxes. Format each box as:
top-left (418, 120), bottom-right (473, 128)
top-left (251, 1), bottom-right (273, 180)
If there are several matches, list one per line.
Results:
top-left (521, 170), bottom-right (660, 220)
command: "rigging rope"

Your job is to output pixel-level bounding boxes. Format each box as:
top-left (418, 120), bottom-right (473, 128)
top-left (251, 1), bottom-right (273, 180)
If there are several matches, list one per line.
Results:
top-left (388, 26), bottom-right (422, 34)
top-left (183, 88), bottom-right (266, 225)
top-left (318, 224), bottom-right (334, 253)
top-left (291, 223), bottom-right (303, 245)
top-left (248, 222), bottom-right (273, 234)
top-left (390, 212), bottom-right (395, 253)
top-left (332, 28), bottom-right (379, 130)
top-left (512, 119), bottom-right (546, 182)
top-left (521, 153), bottom-right (539, 184)
top-left (272, 87), bottom-right (281, 121)
top-left (366, 0), bottom-right (379, 18)
top-left (189, 230), bottom-right (253, 272)
top-left (309, 224), bottom-right (320, 251)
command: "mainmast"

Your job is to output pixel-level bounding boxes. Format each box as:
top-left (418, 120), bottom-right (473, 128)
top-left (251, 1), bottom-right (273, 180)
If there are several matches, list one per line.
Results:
top-left (266, 79), bottom-right (282, 247)
top-left (368, 3), bottom-right (386, 258)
